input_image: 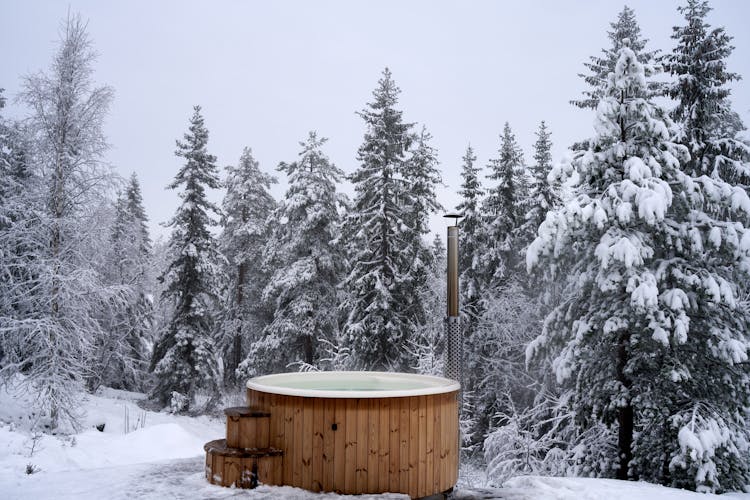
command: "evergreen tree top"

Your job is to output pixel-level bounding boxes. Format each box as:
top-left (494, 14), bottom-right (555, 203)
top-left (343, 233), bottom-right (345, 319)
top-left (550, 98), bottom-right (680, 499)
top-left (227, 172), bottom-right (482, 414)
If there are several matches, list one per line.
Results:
top-left (665, 0), bottom-right (745, 180)
top-left (221, 146), bottom-right (277, 250)
top-left (407, 126), bottom-right (444, 219)
top-left (490, 123), bottom-right (524, 178)
top-left (126, 173), bottom-right (148, 225)
top-left (484, 122), bottom-right (524, 218)
top-left (456, 144), bottom-right (483, 223)
top-left (525, 120), bottom-right (558, 224)
top-left (532, 121), bottom-right (552, 169)
top-left (227, 147), bottom-right (276, 192)
top-left (607, 6), bottom-right (649, 55)
top-left (572, 5), bottom-right (659, 110)
top-left (279, 131), bottom-right (343, 183)
top-left (170, 106), bottom-right (220, 192)
top-left (668, 0), bottom-right (739, 101)
top-left (367, 67), bottom-right (400, 110)
top-left (275, 131), bottom-right (344, 236)
top-left (354, 68), bottom-right (414, 178)
top-left (458, 145), bottom-right (481, 201)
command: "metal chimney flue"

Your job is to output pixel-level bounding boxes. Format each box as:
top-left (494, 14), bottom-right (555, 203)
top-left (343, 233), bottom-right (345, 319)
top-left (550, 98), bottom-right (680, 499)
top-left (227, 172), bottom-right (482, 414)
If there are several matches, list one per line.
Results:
top-left (443, 214), bottom-right (462, 384)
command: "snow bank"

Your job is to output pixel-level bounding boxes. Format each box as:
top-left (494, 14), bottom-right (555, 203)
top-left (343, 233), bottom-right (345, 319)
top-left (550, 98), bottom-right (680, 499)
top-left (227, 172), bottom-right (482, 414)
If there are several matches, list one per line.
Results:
top-left (501, 476), bottom-right (748, 499)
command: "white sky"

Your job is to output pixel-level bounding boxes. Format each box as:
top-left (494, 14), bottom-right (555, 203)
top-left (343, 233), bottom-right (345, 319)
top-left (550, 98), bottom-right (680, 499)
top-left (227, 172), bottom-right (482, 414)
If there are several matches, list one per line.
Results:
top-left (2, 0), bottom-right (749, 241)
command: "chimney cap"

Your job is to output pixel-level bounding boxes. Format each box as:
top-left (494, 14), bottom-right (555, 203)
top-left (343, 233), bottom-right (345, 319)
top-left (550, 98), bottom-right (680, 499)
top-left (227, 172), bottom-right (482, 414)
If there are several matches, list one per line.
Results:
top-left (443, 213), bottom-right (463, 226)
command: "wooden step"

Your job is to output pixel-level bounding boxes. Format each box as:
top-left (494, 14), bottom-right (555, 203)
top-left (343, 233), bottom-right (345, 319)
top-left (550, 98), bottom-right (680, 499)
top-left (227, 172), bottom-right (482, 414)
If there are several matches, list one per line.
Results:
top-left (204, 439), bottom-right (283, 488)
top-left (224, 406), bottom-right (271, 449)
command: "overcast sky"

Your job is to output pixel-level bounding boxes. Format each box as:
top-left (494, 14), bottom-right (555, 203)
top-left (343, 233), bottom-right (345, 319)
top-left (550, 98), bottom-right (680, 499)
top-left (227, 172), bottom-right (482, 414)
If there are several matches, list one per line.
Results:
top-left (2, 0), bottom-right (749, 240)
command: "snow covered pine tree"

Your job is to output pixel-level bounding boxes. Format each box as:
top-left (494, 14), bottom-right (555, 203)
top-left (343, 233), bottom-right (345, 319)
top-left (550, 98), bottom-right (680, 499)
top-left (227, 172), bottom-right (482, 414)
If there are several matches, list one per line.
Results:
top-left (248, 132), bottom-right (344, 375)
top-left (527, 41), bottom-right (750, 491)
top-left (519, 121), bottom-right (560, 250)
top-left (150, 106), bottom-right (223, 411)
top-left (456, 145), bottom-right (484, 327)
top-left (94, 174), bottom-right (153, 391)
top-left (220, 147), bottom-right (277, 385)
top-left (572, 5), bottom-right (660, 111)
top-left (665, 0), bottom-right (750, 184)
top-left (342, 68), bottom-right (418, 371)
top-left (479, 122), bottom-right (527, 286)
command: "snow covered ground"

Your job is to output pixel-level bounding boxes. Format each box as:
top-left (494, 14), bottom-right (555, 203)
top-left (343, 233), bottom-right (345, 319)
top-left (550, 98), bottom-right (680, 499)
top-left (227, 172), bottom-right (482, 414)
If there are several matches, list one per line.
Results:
top-left (0, 382), bottom-right (747, 500)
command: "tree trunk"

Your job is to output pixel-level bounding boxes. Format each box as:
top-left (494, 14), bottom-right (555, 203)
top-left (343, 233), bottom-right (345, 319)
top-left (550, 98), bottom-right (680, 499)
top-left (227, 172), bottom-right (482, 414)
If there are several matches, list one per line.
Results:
top-left (304, 334), bottom-right (313, 366)
top-left (227, 262), bottom-right (246, 385)
top-left (616, 330), bottom-right (633, 480)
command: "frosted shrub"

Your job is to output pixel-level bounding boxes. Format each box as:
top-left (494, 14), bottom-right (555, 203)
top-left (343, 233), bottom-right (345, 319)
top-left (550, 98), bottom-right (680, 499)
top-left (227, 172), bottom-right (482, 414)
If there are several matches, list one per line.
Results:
top-left (169, 392), bottom-right (189, 414)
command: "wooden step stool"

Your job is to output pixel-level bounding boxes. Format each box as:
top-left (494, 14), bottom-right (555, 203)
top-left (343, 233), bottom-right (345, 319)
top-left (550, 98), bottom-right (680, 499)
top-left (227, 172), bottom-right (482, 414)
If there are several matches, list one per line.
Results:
top-left (204, 406), bottom-right (283, 488)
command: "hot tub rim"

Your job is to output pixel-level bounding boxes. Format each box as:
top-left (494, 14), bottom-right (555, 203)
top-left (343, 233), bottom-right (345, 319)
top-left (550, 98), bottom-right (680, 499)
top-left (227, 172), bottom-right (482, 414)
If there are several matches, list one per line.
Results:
top-left (246, 370), bottom-right (460, 399)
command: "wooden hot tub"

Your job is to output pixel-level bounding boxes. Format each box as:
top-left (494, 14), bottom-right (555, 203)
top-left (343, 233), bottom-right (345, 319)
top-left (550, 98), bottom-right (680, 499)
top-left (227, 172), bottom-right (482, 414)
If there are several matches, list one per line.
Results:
top-left (246, 371), bottom-right (460, 497)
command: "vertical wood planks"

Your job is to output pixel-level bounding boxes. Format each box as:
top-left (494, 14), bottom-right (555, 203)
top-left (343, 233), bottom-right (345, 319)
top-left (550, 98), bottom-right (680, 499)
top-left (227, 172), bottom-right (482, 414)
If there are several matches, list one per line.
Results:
top-left (293, 401), bottom-right (304, 487)
top-left (224, 457), bottom-right (240, 487)
top-left (388, 396), bottom-right (399, 492)
top-left (451, 391), bottom-right (459, 484)
top-left (226, 416), bottom-right (240, 448)
top-left (417, 395), bottom-right (427, 498)
top-left (283, 396), bottom-right (294, 485)
top-left (333, 398), bottom-right (346, 492)
top-left (408, 396), bottom-right (419, 496)
top-left (399, 397), bottom-right (409, 493)
top-left (344, 398), bottom-right (357, 493)
top-left (269, 394), bottom-right (282, 449)
top-left (322, 398), bottom-right (335, 491)
top-left (424, 396), bottom-right (435, 491)
top-left (312, 398), bottom-right (324, 492)
top-left (440, 392), bottom-right (449, 490)
top-left (356, 399), bottom-right (368, 492)
top-left (255, 415), bottom-right (270, 449)
top-left (367, 398), bottom-right (378, 492)
top-left (432, 392), bottom-right (441, 493)
top-left (242, 388), bottom-right (460, 497)
top-left (378, 398), bottom-right (390, 493)
top-left (301, 397), bottom-right (313, 491)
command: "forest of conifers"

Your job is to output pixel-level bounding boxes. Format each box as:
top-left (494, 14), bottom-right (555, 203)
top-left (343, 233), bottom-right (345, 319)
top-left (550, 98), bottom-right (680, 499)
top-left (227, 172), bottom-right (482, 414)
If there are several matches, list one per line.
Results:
top-left (1, 1), bottom-right (749, 493)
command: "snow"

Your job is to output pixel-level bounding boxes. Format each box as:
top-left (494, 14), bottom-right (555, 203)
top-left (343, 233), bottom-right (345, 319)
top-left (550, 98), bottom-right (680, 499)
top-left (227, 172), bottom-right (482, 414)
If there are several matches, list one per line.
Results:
top-left (1, 385), bottom-right (748, 499)
top-left (495, 476), bottom-right (749, 500)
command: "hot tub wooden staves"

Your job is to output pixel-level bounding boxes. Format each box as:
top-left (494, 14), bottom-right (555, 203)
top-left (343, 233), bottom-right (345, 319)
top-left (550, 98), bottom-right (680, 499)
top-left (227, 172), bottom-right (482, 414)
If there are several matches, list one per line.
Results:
top-left (246, 387), bottom-right (460, 498)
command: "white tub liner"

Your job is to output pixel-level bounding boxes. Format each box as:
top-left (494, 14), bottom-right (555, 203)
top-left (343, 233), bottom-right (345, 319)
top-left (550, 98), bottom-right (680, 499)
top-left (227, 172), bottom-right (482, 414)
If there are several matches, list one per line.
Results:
top-left (246, 371), bottom-right (460, 398)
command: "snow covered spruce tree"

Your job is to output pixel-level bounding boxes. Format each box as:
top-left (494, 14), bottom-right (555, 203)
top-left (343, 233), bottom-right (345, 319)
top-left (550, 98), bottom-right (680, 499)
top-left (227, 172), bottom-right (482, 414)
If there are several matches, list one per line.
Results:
top-left (342, 68), bottom-right (421, 371)
top-left (480, 122), bottom-right (526, 285)
top-left (150, 106), bottom-right (223, 411)
top-left (246, 132), bottom-right (344, 375)
top-left (572, 5), bottom-right (660, 110)
top-left (666, 0), bottom-right (750, 183)
top-left (409, 234), bottom-right (446, 376)
top-left (0, 91), bottom-right (35, 364)
top-left (456, 145), bottom-right (484, 348)
top-left (461, 123), bottom-right (536, 444)
top-left (2, 14), bottom-right (118, 430)
top-left (519, 121), bottom-right (560, 249)
top-left (219, 147), bottom-right (276, 385)
top-left (526, 42), bottom-right (750, 490)
top-left (94, 173), bottom-right (153, 391)
top-left (401, 126), bottom-right (443, 328)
